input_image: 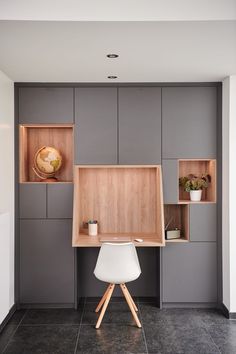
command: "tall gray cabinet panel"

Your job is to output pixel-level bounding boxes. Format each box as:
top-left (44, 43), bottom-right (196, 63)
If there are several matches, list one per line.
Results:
top-left (162, 160), bottom-right (178, 203)
top-left (190, 204), bottom-right (217, 242)
top-left (20, 219), bottom-right (74, 304)
top-left (119, 87), bottom-right (161, 164)
top-left (75, 88), bottom-right (117, 164)
top-left (162, 243), bottom-right (217, 303)
top-left (162, 87), bottom-right (217, 158)
top-left (47, 184), bottom-right (73, 219)
top-left (19, 184), bottom-right (46, 219)
top-left (19, 87), bottom-right (74, 124)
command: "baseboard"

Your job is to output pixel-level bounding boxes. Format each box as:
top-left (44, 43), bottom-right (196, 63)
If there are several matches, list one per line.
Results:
top-left (162, 302), bottom-right (217, 309)
top-left (19, 303), bottom-right (75, 309)
top-left (0, 304), bottom-right (17, 333)
top-left (220, 303), bottom-right (236, 319)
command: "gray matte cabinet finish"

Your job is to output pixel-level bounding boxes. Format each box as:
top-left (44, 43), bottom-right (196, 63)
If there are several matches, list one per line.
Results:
top-left (162, 87), bottom-right (217, 158)
top-left (190, 204), bottom-right (217, 242)
top-left (47, 184), bottom-right (73, 219)
top-left (20, 220), bottom-right (74, 304)
top-left (19, 184), bottom-right (46, 219)
top-left (162, 160), bottom-right (178, 204)
top-left (75, 88), bottom-right (117, 164)
top-left (119, 87), bottom-right (161, 164)
top-left (162, 243), bottom-right (217, 303)
top-left (19, 87), bottom-right (74, 124)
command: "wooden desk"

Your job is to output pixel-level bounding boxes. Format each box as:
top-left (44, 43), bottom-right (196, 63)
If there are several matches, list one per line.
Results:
top-left (73, 233), bottom-right (165, 247)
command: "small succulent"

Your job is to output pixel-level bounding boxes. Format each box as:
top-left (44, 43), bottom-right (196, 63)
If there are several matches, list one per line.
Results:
top-left (179, 174), bottom-right (211, 192)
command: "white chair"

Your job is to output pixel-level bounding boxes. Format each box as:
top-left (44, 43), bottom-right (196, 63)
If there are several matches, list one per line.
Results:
top-left (94, 242), bottom-right (142, 329)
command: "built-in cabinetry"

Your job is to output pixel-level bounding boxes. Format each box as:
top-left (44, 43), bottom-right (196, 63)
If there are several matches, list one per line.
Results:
top-left (74, 88), bottom-right (117, 164)
top-left (74, 87), bottom-right (161, 164)
top-left (20, 219), bottom-right (74, 304)
top-left (118, 87), bottom-right (161, 164)
top-left (162, 87), bottom-right (217, 158)
top-left (16, 84), bottom-right (220, 307)
top-left (19, 87), bottom-right (74, 124)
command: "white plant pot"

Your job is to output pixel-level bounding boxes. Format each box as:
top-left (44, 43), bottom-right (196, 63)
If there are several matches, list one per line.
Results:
top-left (88, 223), bottom-right (98, 236)
top-left (190, 190), bottom-right (202, 202)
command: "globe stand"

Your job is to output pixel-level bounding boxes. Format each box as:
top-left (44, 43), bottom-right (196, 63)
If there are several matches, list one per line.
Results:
top-left (32, 167), bottom-right (59, 182)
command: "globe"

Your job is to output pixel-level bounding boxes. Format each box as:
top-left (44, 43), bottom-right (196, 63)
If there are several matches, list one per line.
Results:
top-left (33, 146), bottom-right (62, 181)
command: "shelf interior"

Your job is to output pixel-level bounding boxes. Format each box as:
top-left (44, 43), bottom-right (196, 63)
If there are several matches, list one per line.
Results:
top-left (19, 125), bottom-right (73, 183)
top-left (164, 204), bottom-right (189, 241)
top-left (178, 159), bottom-right (216, 203)
top-left (73, 166), bottom-right (165, 247)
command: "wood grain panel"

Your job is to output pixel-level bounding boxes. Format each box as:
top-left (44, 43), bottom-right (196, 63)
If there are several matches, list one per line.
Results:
top-left (72, 166), bottom-right (165, 246)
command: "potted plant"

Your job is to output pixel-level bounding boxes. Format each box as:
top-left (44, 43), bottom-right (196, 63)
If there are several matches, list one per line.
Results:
top-left (179, 174), bottom-right (211, 202)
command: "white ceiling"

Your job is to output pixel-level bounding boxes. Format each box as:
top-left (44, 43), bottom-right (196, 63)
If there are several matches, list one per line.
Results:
top-left (0, 0), bottom-right (236, 83)
top-left (0, 0), bottom-right (236, 21)
top-left (0, 20), bottom-right (235, 82)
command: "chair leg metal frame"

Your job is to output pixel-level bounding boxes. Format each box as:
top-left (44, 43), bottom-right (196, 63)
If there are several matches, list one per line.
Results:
top-left (95, 283), bottom-right (142, 329)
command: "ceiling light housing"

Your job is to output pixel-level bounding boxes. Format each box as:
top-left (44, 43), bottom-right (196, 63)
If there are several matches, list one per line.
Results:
top-left (107, 54), bottom-right (119, 58)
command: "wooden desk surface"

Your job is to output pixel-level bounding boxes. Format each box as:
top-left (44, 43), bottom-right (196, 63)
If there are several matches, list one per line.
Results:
top-left (72, 233), bottom-right (165, 247)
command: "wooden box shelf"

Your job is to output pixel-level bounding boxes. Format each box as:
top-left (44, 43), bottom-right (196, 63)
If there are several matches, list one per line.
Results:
top-left (19, 124), bottom-right (73, 183)
top-left (178, 159), bottom-right (216, 204)
top-left (164, 204), bottom-right (189, 243)
top-left (72, 165), bottom-right (165, 247)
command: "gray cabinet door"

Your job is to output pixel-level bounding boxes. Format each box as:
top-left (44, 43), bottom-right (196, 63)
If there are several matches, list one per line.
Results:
top-left (190, 204), bottom-right (217, 242)
top-left (119, 87), bottom-right (161, 164)
top-left (162, 243), bottom-right (217, 303)
top-left (162, 87), bottom-right (217, 158)
top-left (19, 87), bottom-right (74, 124)
top-left (47, 183), bottom-right (73, 219)
top-left (19, 184), bottom-right (46, 219)
top-left (162, 159), bottom-right (178, 204)
top-left (75, 88), bottom-right (117, 164)
top-left (20, 219), bottom-right (74, 304)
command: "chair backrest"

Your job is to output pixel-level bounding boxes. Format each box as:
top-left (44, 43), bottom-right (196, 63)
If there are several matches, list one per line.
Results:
top-left (94, 242), bottom-right (141, 284)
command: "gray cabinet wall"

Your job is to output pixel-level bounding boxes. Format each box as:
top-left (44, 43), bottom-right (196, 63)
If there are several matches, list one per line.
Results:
top-left (162, 243), bottom-right (217, 303)
top-left (19, 87), bottom-right (74, 124)
top-left (162, 87), bottom-right (217, 159)
top-left (74, 88), bottom-right (118, 164)
top-left (20, 220), bottom-right (74, 304)
top-left (118, 87), bottom-right (162, 164)
top-left (17, 84), bottom-right (220, 307)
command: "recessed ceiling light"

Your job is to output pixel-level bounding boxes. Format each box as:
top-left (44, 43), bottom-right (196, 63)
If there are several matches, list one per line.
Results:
top-left (107, 76), bottom-right (118, 79)
top-left (107, 54), bottom-right (119, 58)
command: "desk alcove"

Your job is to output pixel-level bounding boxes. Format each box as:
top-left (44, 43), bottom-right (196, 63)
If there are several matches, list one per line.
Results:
top-left (72, 165), bottom-right (165, 304)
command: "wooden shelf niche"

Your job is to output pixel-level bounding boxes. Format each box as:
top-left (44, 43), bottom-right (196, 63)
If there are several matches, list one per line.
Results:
top-left (178, 159), bottom-right (216, 204)
top-left (164, 204), bottom-right (189, 243)
top-left (73, 165), bottom-right (165, 247)
top-left (19, 125), bottom-right (73, 183)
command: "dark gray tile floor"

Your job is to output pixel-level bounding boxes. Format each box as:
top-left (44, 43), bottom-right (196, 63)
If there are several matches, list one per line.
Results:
top-left (0, 300), bottom-right (235, 354)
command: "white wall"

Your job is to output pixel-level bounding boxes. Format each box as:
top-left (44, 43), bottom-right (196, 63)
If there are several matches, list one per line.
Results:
top-left (222, 75), bottom-right (236, 312)
top-left (0, 70), bottom-right (14, 324)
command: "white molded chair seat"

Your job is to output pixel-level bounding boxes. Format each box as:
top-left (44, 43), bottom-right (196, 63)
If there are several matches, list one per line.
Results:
top-left (93, 242), bottom-right (142, 329)
top-left (94, 242), bottom-right (141, 284)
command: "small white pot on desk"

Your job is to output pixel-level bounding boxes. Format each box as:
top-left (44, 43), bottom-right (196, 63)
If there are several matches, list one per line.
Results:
top-left (190, 190), bottom-right (202, 202)
top-left (88, 222), bottom-right (98, 236)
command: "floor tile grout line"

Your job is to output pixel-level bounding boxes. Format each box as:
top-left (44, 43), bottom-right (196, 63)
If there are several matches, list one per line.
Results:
top-left (204, 326), bottom-right (222, 354)
top-left (137, 302), bottom-right (149, 354)
top-left (74, 298), bottom-right (87, 354)
top-left (2, 309), bottom-right (29, 354)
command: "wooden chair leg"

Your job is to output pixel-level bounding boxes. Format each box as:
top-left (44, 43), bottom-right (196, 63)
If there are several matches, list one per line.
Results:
top-left (123, 284), bottom-right (138, 312)
top-left (95, 284), bottom-right (111, 313)
top-left (95, 284), bottom-right (115, 329)
top-left (120, 284), bottom-right (142, 328)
